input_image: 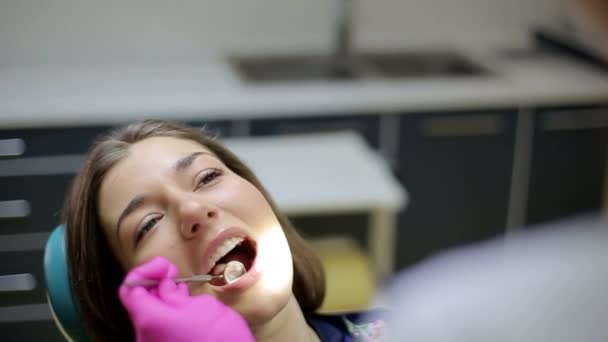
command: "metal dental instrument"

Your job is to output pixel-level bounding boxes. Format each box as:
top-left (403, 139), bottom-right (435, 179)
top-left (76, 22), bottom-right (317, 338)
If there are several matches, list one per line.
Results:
top-left (127, 274), bottom-right (224, 287)
top-left (127, 261), bottom-right (247, 287)
top-left (223, 261), bottom-right (247, 283)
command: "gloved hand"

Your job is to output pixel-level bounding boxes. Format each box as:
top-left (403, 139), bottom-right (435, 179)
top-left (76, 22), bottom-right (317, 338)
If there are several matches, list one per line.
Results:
top-left (118, 256), bottom-right (255, 342)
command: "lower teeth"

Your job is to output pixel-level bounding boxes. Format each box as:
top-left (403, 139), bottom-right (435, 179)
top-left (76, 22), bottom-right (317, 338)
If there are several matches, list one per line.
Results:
top-left (224, 261), bottom-right (246, 283)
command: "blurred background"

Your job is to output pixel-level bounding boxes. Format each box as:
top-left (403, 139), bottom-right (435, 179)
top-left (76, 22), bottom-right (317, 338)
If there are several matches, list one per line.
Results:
top-left (1, 0), bottom-right (607, 340)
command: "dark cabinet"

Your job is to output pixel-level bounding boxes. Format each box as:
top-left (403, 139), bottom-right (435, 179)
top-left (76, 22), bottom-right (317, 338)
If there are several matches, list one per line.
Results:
top-left (250, 114), bottom-right (381, 148)
top-left (395, 110), bottom-right (517, 268)
top-left (0, 128), bottom-right (96, 340)
top-left (526, 106), bottom-right (608, 225)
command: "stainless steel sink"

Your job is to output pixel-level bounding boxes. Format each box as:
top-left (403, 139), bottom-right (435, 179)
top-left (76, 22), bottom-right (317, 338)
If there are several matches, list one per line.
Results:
top-left (229, 55), bottom-right (374, 82)
top-left (230, 50), bottom-right (491, 83)
top-left (231, 0), bottom-right (490, 83)
top-left (362, 51), bottom-right (490, 79)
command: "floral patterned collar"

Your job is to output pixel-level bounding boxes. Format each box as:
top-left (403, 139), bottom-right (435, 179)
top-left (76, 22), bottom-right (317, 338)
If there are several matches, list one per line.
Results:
top-left (343, 316), bottom-right (386, 341)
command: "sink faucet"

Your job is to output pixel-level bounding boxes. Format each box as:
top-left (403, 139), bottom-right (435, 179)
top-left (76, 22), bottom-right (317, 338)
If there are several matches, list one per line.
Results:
top-left (332, 0), bottom-right (354, 77)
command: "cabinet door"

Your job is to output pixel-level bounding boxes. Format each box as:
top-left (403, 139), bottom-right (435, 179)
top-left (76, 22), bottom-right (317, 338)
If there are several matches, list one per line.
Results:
top-left (396, 110), bottom-right (516, 268)
top-left (527, 106), bottom-right (608, 225)
top-left (250, 114), bottom-right (381, 148)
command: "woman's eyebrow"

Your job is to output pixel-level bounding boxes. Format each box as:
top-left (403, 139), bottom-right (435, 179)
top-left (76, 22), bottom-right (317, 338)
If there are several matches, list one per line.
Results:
top-left (174, 151), bottom-right (211, 173)
top-left (115, 195), bottom-right (146, 238)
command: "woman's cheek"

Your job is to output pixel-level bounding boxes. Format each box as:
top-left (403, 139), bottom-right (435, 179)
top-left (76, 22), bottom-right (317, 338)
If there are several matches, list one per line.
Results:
top-left (132, 236), bottom-right (180, 270)
top-left (219, 178), bottom-right (273, 225)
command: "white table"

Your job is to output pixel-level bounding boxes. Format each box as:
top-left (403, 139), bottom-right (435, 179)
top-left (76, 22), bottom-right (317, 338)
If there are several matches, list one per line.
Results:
top-left (225, 131), bottom-right (408, 281)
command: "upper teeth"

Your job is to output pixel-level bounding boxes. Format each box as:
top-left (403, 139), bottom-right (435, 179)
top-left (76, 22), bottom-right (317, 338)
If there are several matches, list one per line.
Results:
top-left (209, 237), bottom-right (244, 267)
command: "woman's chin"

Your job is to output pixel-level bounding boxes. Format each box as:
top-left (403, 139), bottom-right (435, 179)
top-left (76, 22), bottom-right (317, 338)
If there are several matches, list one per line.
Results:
top-left (233, 290), bottom-right (294, 327)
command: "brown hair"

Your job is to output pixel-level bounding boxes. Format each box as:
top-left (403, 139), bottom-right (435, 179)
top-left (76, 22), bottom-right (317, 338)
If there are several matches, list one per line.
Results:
top-left (63, 120), bottom-right (326, 341)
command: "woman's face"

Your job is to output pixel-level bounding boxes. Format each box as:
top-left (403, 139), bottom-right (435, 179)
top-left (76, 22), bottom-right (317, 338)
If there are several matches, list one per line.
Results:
top-left (98, 136), bottom-right (294, 324)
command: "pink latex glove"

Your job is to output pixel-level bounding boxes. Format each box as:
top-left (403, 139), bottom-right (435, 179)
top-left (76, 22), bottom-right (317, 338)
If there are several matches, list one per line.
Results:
top-left (118, 256), bottom-right (255, 342)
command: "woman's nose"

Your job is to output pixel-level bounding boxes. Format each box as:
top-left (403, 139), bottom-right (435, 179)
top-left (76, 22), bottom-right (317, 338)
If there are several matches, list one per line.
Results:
top-left (178, 197), bottom-right (217, 239)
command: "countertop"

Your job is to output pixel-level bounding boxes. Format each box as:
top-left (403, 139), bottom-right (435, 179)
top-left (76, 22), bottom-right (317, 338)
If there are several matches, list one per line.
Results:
top-left (1, 48), bottom-right (608, 129)
top-left (224, 131), bottom-right (407, 214)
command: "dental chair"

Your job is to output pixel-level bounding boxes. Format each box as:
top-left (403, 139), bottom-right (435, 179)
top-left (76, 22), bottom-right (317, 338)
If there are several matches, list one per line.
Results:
top-left (44, 224), bottom-right (90, 341)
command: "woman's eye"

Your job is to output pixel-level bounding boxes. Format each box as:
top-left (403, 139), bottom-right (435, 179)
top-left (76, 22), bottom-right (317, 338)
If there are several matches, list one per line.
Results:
top-left (135, 216), bottom-right (161, 245)
top-left (197, 169), bottom-right (222, 188)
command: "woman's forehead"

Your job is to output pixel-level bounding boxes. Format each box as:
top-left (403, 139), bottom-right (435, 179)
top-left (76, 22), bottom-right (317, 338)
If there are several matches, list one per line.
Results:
top-left (128, 136), bottom-right (213, 159)
top-left (103, 136), bottom-right (217, 187)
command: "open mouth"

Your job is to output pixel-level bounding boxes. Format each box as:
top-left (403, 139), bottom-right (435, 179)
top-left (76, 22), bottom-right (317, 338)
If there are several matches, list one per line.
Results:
top-left (208, 238), bottom-right (257, 286)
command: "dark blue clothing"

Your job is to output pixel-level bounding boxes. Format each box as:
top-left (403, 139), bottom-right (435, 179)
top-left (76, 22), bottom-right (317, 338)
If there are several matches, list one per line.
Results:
top-left (306, 310), bottom-right (385, 342)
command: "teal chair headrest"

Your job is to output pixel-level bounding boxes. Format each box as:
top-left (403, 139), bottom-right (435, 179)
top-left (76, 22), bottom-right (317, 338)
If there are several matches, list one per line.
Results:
top-left (44, 224), bottom-right (89, 341)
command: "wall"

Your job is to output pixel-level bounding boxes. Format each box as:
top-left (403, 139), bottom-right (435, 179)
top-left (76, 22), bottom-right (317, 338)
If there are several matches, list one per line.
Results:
top-left (0, 0), bottom-right (564, 66)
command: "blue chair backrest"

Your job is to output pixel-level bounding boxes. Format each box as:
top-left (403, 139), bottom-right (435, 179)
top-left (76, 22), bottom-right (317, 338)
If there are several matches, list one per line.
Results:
top-left (44, 224), bottom-right (90, 341)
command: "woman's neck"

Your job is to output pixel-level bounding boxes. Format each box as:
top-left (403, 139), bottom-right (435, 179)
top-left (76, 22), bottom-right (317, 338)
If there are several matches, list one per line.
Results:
top-left (252, 295), bottom-right (320, 342)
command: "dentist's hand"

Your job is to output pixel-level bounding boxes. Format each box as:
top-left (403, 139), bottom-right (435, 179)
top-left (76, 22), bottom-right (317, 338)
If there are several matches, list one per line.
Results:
top-left (118, 256), bottom-right (255, 342)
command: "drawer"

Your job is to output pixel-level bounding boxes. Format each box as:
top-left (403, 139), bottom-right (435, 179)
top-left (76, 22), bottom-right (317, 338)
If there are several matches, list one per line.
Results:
top-left (0, 126), bottom-right (110, 158)
top-left (250, 114), bottom-right (381, 148)
top-left (0, 251), bottom-right (48, 306)
top-left (0, 175), bottom-right (74, 234)
top-left (0, 319), bottom-right (65, 341)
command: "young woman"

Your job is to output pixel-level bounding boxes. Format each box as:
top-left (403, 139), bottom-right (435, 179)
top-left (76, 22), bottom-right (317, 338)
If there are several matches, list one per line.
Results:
top-left (63, 119), bottom-right (385, 341)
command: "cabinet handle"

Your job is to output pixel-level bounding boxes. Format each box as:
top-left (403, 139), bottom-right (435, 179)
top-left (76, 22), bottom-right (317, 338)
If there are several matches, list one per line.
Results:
top-left (0, 274), bottom-right (36, 292)
top-left (542, 109), bottom-right (608, 131)
top-left (0, 138), bottom-right (25, 157)
top-left (0, 200), bottom-right (30, 219)
top-left (0, 232), bottom-right (49, 252)
top-left (419, 114), bottom-right (503, 137)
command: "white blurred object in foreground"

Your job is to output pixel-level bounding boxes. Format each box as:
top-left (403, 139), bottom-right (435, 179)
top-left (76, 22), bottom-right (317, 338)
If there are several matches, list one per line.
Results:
top-left (373, 215), bottom-right (608, 342)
